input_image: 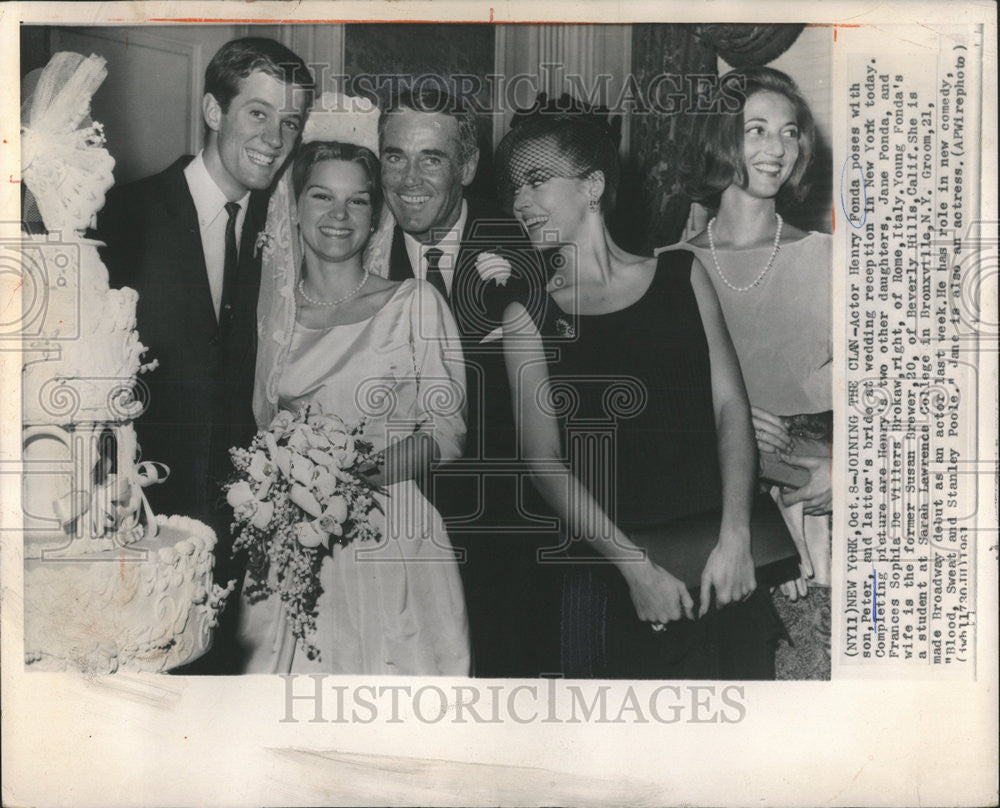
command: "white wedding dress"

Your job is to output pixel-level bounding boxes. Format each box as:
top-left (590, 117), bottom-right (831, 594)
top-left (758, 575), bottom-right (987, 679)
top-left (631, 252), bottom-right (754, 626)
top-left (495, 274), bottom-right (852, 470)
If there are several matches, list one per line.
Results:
top-left (237, 279), bottom-right (471, 675)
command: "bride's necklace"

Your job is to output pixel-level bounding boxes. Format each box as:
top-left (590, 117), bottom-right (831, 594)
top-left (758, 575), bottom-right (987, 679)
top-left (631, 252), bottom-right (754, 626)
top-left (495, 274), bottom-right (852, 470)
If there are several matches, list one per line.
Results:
top-left (706, 212), bottom-right (783, 292)
top-left (298, 268), bottom-right (369, 307)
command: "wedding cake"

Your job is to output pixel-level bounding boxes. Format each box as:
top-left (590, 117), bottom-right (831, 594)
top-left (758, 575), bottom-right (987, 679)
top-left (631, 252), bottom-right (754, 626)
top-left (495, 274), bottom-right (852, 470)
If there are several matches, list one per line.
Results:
top-left (20, 52), bottom-right (231, 674)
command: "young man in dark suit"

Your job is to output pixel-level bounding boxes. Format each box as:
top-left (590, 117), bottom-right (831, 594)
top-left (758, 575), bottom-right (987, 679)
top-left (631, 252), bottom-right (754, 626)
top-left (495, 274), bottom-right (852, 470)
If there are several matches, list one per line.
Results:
top-left (97, 38), bottom-right (313, 672)
top-left (379, 87), bottom-right (552, 677)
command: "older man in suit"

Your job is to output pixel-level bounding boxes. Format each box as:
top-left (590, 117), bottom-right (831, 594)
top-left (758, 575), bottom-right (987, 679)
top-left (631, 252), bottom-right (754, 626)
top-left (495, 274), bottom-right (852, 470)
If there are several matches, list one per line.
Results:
top-left (98, 38), bottom-right (313, 672)
top-left (379, 87), bottom-right (552, 677)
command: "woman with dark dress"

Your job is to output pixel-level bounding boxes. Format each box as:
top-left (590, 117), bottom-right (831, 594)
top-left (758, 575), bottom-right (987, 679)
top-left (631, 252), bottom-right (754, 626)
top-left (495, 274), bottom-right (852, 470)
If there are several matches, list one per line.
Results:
top-left (495, 116), bottom-right (783, 679)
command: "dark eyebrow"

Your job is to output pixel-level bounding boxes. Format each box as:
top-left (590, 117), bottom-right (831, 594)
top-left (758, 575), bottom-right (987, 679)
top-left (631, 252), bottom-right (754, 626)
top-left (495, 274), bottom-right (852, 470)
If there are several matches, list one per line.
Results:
top-left (245, 97), bottom-right (302, 119)
top-left (745, 116), bottom-right (798, 127)
top-left (419, 149), bottom-right (449, 159)
top-left (306, 184), bottom-right (371, 195)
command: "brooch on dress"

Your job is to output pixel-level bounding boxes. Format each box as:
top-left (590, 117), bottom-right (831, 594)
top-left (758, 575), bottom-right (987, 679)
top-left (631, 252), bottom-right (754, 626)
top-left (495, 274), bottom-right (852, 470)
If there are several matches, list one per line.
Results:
top-left (554, 317), bottom-right (576, 338)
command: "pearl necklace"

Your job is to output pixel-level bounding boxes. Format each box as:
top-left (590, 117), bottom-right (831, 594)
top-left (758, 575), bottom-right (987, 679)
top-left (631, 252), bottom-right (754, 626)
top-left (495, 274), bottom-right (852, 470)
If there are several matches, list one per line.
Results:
top-left (298, 268), bottom-right (369, 307)
top-left (706, 213), bottom-right (783, 292)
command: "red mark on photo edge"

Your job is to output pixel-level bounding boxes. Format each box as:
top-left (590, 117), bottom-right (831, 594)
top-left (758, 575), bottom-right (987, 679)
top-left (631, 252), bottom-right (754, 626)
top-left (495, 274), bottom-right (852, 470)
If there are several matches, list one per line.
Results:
top-left (144, 17), bottom-right (553, 24)
top-left (9, 175), bottom-right (21, 183)
top-left (120, 551), bottom-right (125, 581)
top-left (4, 278), bottom-right (24, 313)
top-left (831, 23), bottom-right (863, 43)
top-left (490, 7), bottom-right (494, 22)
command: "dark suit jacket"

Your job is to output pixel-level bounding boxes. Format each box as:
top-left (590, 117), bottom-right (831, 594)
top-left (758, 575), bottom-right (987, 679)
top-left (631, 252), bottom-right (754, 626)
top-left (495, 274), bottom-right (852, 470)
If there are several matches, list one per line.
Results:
top-left (387, 196), bottom-right (544, 457)
top-left (387, 196), bottom-right (542, 341)
top-left (388, 198), bottom-right (557, 675)
top-left (387, 196), bottom-right (545, 518)
top-left (96, 156), bottom-right (266, 570)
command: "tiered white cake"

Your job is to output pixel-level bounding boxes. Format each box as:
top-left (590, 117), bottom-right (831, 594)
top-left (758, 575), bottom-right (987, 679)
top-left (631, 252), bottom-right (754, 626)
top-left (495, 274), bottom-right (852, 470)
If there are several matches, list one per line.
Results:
top-left (21, 238), bottom-right (146, 427)
top-left (21, 52), bottom-right (231, 674)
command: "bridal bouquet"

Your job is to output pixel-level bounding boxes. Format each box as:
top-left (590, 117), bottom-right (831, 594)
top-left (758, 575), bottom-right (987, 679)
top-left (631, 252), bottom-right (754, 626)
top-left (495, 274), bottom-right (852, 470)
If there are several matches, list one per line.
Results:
top-left (226, 405), bottom-right (383, 660)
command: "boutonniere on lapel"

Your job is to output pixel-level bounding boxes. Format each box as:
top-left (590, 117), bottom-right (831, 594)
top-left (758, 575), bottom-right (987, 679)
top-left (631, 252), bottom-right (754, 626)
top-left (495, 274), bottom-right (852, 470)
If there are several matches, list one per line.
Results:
top-left (475, 251), bottom-right (513, 287)
top-left (254, 230), bottom-right (274, 258)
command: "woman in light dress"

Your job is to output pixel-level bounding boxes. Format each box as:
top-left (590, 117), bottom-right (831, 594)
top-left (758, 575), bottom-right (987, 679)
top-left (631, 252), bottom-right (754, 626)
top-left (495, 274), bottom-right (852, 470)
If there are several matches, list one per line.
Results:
top-left (238, 121), bottom-right (469, 674)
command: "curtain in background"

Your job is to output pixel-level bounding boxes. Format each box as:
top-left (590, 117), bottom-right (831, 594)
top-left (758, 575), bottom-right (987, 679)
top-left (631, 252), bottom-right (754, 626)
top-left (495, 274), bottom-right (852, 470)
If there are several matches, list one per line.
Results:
top-left (344, 24), bottom-right (498, 200)
top-left (22, 23), bottom-right (820, 248)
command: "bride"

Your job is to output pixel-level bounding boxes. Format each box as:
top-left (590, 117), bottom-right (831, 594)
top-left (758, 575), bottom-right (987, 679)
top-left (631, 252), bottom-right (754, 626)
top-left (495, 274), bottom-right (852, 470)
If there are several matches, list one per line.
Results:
top-left (237, 96), bottom-right (470, 675)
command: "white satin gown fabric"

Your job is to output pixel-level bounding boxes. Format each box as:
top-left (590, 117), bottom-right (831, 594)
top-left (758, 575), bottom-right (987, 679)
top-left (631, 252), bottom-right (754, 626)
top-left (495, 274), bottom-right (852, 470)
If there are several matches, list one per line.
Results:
top-left (237, 279), bottom-right (471, 675)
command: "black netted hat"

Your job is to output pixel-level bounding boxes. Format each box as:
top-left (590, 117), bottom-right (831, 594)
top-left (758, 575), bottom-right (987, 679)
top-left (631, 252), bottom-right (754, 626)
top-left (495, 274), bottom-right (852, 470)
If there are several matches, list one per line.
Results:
top-left (495, 114), bottom-right (620, 213)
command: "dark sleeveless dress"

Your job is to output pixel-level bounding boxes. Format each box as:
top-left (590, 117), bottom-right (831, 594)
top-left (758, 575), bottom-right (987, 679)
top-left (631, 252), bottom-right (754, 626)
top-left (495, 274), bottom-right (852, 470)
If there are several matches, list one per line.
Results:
top-left (530, 250), bottom-right (783, 679)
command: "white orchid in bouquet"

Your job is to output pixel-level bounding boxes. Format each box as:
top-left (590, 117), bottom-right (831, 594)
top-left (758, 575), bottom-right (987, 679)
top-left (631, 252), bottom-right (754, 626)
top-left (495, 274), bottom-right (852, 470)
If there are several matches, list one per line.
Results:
top-left (226, 405), bottom-right (383, 660)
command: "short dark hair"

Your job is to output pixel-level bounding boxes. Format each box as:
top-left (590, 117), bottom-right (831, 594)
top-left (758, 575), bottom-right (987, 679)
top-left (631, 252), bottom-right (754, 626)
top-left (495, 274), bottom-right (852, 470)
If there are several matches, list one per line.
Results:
top-left (292, 141), bottom-right (383, 224)
top-left (494, 115), bottom-right (620, 215)
top-left (681, 66), bottom-right (816, 206)
top-left (204, 37), bottom-right (315, 113)
top-left (378, 85), bottom-right (479, 163)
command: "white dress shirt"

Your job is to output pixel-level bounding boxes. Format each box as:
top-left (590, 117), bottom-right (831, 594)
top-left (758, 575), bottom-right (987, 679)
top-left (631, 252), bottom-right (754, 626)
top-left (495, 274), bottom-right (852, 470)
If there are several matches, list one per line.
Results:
top-left (402, 199), bottom-right (468, 297)
top-left (184, 151), bottom-right (250, 319)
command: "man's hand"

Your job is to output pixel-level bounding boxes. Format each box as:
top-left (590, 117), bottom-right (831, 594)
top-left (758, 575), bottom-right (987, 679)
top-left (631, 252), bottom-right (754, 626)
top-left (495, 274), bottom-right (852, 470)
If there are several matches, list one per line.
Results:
top-left (752, 406), bottom-right (793, 454)
top-left (779, 453), bottom-right (832, 515)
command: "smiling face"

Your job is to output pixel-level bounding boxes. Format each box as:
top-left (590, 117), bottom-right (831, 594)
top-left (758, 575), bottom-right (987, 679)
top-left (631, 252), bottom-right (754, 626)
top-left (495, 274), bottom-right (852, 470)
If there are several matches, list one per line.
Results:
top-left (203, 70), bottom-right (310, 200)
top-left (507, 136), bottom-right (595, 246)
top-left (379, 108), bottom-right (477, 244)
top-left (513, 175), bottom-right (592, 247)
top-left (739, 90), bottom-right (801, 199)
top-left (298, 159), bottom-right (374, 265)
